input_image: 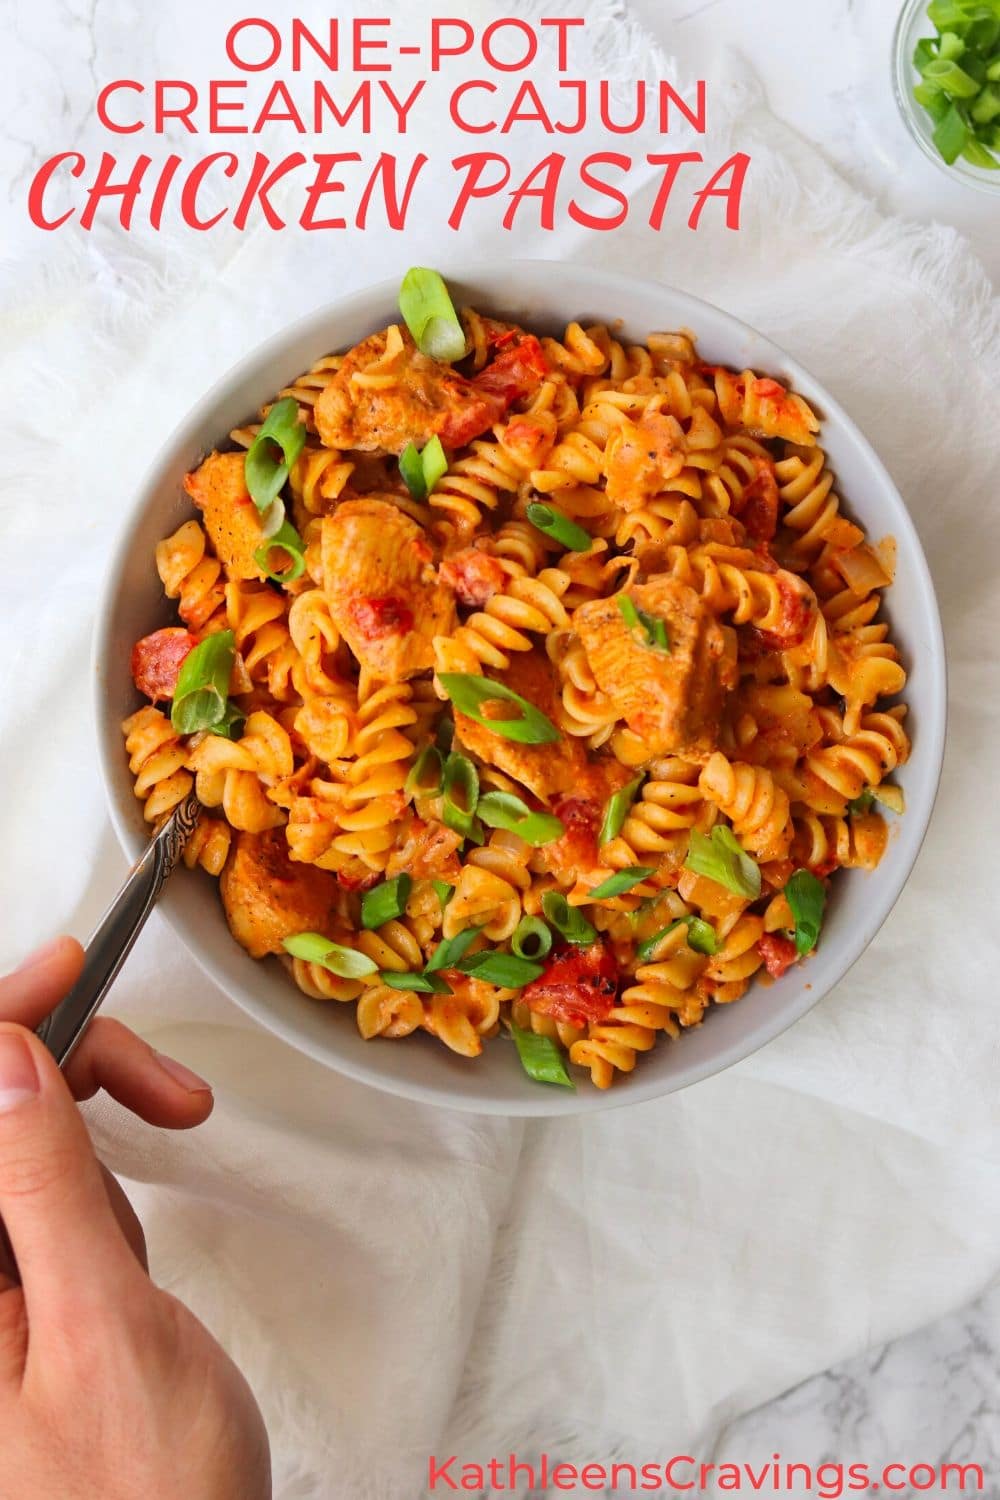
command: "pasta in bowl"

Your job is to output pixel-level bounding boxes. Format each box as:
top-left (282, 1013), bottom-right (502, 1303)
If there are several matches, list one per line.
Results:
top-left (99, 263), bottom-right (944, 1113)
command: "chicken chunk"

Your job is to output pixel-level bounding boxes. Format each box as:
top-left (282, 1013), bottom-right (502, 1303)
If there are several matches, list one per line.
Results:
top-left (604, 410), bottom-right (686, 511)
top-left (439, 545), bottom-right (506, 607)
top-left (183, 451), bottom-right (266, 582)
top-left (385, 818), bottom-right (462, 883)
top-left (314, 325), bottom-right (549, 455)
top-left (573, 578), bottom-right (737, 759)
top-left (321, 498), bottom-right (456, 682)
top-left (315, 327), bottom-right (503, 454)
top-left (452, 650), bottom-right (587, 804)
top-left (220, 829), bottom-right (341, 959)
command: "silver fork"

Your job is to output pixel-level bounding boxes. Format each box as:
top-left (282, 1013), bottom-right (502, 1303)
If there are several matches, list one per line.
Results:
top-left (35, 794), bottom-right (201, 1067)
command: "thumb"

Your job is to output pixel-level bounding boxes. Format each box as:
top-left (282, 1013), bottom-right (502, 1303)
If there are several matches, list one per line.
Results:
top-left (0, 1024), bottom-right (145, 1336)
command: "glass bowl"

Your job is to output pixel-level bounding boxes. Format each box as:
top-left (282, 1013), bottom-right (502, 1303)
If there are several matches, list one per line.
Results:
top-left (893, 0), bottom-right (1000, 195)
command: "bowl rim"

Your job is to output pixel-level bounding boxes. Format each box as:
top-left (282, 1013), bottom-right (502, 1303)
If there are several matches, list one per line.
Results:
top-left (892, 0), bottom-right (1000, 197)
top-left (94, 261), bottom-right (947, 1116)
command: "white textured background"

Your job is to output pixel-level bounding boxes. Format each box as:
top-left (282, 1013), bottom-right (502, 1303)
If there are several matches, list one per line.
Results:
top-left (2, 1), bottom-right (999, 1496)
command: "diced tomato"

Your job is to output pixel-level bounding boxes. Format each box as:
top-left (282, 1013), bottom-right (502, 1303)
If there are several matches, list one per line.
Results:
top-left (348, 595), bottom-right (414, 640)
top-left (472, 335), bottom-right (549, 407)
top-left (737, 459), bottom-right (779, 543)
top-left (130, 627), bottom-right (198, 703)
top-left (754, 378), bottom-right (785, 400)
top-left (758, 932), bottom-right (799, 979)
top-left (549, 797), bottom-right (602, 874)
top-left (748, 576), bottom-right (815, 653)
top-left (440, 548), bottom-right (507, 607)
top-left (523, 940), bottom-right (618, 1028)
top-left (481, 319), bottom-right (521, 352)
top-left (437, 388), bottom-right (506, 449)
top-left (336, 864), bottom-right (383, 894)
top-left (771, 576), bottom-right (814, 647)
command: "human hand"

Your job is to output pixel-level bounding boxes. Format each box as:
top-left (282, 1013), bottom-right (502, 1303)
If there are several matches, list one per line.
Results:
top-left (1, 937), bottom-right (215, 1267)
top-left (0, 939), bottom-right (271, 1499)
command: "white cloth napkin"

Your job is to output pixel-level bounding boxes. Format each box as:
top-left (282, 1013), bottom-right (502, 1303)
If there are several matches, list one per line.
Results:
top-left (2, 3), bottom-right (999, 1496)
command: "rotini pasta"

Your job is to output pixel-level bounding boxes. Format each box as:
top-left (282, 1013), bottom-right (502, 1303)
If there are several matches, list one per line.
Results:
top-left (123, 272), bottom-right (910, 1091)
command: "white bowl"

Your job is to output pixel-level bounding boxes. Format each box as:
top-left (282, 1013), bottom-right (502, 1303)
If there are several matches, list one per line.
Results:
top-left (95, 262), bottom-right (946, 1117)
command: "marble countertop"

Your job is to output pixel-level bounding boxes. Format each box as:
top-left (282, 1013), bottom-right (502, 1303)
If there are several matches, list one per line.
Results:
top-left (643, 0), bottom-right (999, 1480)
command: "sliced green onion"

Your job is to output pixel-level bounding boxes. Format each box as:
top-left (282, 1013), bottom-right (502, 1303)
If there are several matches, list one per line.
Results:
top-left (872, 783), bottom-right (906, 814)
top-left (541, 892), bottom-right (597, 946)
top-left (509, 1022), bottom-right (575, 1088)
top-left (456, 950), bottom-right (545, 988)
top-left (380, 970), bottom-right (451, 994)
top-left (405, 744), bottom-right (445, 800)
top-left (399, 435), bottom-right (449, 502)
top-left (914, 4), bottom-right (1000, 167)
top-left (399, 442), bottom-right (425, 500)
top-left (476, 791), bottom-right (564, 846)
top-left (434, 714), bottom-right (454, 755)
top-left (616, 594), bottom-right (640, 630)
top-left (913, 36), bottom-right (938, 69)
top-left (685, 918), bottom-right (719, 956)
top-left (437, 673), bottom-right (561, 745)
top-left (442, 752), bottom-right (480, 839)
top-left (922, 57), bottom-right (982, 96)
top-left (847, 790), bottom-right (874, 816)
top-left (259, 496), bottom-right (287, 539)
top-left (637, 915), bottom-right (719, 963)
top-left (599, 775), bottom-right (644, 846)
top-left (432, 880), bottom-right (454, 909)
top-left (245, 397), bottom-right (306, 512)
top-left (962, 136), bottom-right (1000, 165)
top-left (784, 869), bottom-right (827, 956)
top-left (616, 593), bottom-right (670, 652)
top-left (360, 873), bottom-right (412, 931)
top-left (282, 932), bottom-right (378, 979)
top-left (933, 101), bottom-right (971, 161)
top-left (588, 867), bottom-right (655, 900)
top-left (969, 16), bottom-right (1000, 51)
top-left (426, 925), bottom-right (483, 973)
top-left (927, 1), bottom-right (968, 28)
top-left (171, 629), bottom-right (237, 735)
top-left (971, 83), bottom-right (1000, 122)
top-left (253, 518), bottom-right (306, 585)
top-left (913, 81), bottom-right (951, 119)
top-left (208, 701), bottom-right (246, 741)
top-left (684, 826), bottom-right (761, 900)
top-left (398, 267), bottom-right (467, 363)
top-left (525, 502), bottom-right (592, 552)
top-left (511, 915), bottom-right (553, 962)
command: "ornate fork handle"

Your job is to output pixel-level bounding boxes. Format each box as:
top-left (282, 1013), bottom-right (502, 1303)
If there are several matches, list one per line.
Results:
top-left (36, 794), bottom-right (200, 1068)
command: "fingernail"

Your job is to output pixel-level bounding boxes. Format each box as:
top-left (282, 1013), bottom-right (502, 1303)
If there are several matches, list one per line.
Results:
top-left (154, 1051), bottom-right (212, 1095)
top-left (13, 937), bottom-right (64, 974)
top-left (0, 1032), bottom-right (40, 1113)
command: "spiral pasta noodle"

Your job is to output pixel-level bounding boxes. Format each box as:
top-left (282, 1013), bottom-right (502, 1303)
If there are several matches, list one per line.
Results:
top-left (123, 707), bottom-right (193, 824)
top-left (155, 520), bottom-right (225, 631)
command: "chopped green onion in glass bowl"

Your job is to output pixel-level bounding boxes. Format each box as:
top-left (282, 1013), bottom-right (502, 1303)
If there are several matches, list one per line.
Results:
top-left (893, 0), bottom-right (1000, 194)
